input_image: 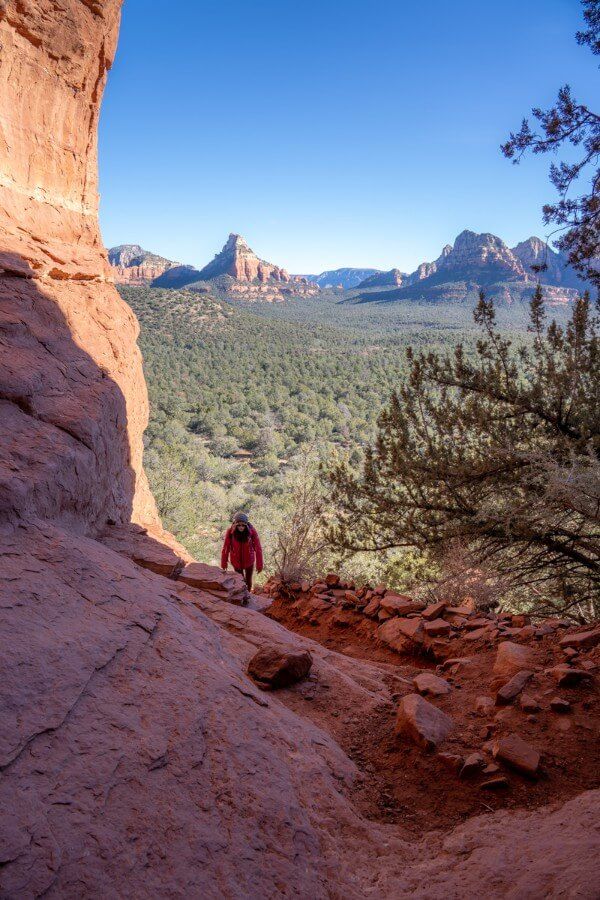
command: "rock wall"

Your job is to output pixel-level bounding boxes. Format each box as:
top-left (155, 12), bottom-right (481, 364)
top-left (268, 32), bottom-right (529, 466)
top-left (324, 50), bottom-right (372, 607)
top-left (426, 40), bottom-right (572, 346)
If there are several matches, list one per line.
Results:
top-left (0, 0), bottom-right (157, 530)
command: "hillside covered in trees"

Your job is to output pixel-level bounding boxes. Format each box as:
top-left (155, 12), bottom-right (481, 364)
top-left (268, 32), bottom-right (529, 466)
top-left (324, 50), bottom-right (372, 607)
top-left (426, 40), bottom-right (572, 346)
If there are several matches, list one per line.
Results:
top-left (124, 285), bottom-right (561, 592)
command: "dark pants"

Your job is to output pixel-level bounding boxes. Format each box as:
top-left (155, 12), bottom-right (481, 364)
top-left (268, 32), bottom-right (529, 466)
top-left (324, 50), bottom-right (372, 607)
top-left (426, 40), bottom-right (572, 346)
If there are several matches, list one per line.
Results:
top-left (234, 566), bottom-right (254, 591)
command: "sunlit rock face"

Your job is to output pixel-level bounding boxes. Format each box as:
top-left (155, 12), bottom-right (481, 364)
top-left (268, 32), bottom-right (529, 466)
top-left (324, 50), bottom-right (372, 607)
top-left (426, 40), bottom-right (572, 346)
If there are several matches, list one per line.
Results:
top-left (0, 0), bottom-right (157, 529)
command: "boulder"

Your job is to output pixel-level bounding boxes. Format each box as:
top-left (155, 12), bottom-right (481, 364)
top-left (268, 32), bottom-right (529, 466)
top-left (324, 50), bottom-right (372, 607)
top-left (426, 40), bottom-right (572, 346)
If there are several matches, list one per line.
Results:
top-left (395, 694), bottom-right (454, 750)
top-left (247, 646), bottom-right (313, 689)
top-left (492, 734), bottom-right (540, 776)
top-left (413, 673), bottom-right (452, 697)
top-left (493, 641), bottom-right (535, 678)
top-left (495, 670), bottom-right (534, 705)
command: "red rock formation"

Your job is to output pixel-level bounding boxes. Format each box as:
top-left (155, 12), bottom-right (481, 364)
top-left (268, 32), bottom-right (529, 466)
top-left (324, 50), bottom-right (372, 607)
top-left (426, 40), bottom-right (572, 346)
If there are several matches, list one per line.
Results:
top-left (108, 244), bottom-right (179, 284)
top-left (1, 3), bottom-right (599, 897)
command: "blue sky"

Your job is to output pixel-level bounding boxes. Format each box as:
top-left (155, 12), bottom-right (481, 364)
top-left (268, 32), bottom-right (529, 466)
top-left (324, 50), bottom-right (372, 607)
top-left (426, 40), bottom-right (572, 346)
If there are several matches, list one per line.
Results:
top-left (99, 0), bottom-right (598, 274)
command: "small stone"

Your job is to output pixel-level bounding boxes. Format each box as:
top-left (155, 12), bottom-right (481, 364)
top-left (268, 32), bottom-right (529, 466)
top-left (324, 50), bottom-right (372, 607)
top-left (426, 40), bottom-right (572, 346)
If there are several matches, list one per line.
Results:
top-left (511, 615), bottom-right (529, 628)
top-left (460, 752), bottom-right (485, 778)
top-left (395, 694), bottom-right (454, 750)
top-left (441, 657), bottom-right (472, 671)
top-left (325, 573), bottom-right (339, 586)
top-left (483, 763), bottom-right (500, 775)
top-left (481, 776), bottom-right (509, 790)
top-left (413, 672), bottom-right (452, 697)
top-left (550, 696), bottom-right (571, 713)
top-left (519, 693), bottom-right (540, 712)
top-left (438, 752), bottom-right (463, 774)
top-left (379, 616), bottom-right (424, 650)
top-left (495, 670), bottom-right (534, 705)
top-left (492, 733), bottom-right (540, 776)
top-left (563, 647), bottom-right (578, 660)
top-left (475, 696), bottom-right (495, 716)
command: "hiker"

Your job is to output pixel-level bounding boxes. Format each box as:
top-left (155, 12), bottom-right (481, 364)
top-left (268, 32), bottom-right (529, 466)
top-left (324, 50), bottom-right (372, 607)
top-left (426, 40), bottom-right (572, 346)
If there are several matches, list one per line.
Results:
top-left (221, 512), bottom-right (263, 592)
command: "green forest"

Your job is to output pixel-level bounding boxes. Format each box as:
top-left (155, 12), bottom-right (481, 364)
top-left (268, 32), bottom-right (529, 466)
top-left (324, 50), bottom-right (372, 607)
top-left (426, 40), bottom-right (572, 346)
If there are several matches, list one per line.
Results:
top-left (124, 285), bottom-right (540, 591)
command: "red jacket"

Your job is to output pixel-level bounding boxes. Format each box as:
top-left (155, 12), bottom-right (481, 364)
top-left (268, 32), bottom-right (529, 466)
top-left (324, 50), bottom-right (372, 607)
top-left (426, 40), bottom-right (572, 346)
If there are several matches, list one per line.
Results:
top-left (221, 524), bottom-right (263, 572)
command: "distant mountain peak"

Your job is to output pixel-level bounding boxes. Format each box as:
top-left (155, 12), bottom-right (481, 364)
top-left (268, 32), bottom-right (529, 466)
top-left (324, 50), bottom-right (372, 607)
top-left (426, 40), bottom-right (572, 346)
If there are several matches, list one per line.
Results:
top-left (197, 234), bottom-right (293, 284)
top-left (108, 243), bottom-right (179, 284)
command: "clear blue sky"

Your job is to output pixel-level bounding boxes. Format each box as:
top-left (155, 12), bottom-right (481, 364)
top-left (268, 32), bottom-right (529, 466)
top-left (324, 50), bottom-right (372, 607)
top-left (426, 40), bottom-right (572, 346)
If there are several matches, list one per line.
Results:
top-left (99, 0), bottom-right (598, 274)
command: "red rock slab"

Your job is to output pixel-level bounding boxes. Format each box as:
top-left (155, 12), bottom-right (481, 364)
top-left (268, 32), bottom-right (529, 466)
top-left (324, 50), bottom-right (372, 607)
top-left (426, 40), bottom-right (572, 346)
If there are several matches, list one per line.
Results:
top-left (559, 629), bottom-right (600, 651)
top-left (413, 673), bottom-right (452, 697)
top-left (464, 617), bottom-right (494, 630)
top-left (550, 697), bottom-right (571, 713)
top-left (380, 595), bottom-right (425, 616)
top-left (395, 694), bottom-right (454, 750)
top-left (100, 523), bottom-right (188, 577)
top-left (422, 601), bottom-right (448, 621)
top-left (493, 733), bottom-right (541, 776)
top-left (464, 626), bottom-right (498, 642)
top-left (495, 670), bottom-right (534, 705)
top-left (424, 618), bottom-right (452, 637)
top-left (178, 562), bottom-right (248, 605)
top-left (363, 598), bottom-right (382, 618)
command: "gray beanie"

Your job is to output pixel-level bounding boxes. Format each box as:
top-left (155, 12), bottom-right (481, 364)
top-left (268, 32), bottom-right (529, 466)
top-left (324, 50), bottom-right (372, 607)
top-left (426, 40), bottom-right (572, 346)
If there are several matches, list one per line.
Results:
top-left (233, 512), bottom-right (249, 524)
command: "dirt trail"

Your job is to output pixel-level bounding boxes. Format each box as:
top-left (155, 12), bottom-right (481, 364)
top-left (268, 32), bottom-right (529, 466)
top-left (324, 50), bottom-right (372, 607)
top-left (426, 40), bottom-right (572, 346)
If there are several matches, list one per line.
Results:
top-left (262, 588), bottom-right (600, 835)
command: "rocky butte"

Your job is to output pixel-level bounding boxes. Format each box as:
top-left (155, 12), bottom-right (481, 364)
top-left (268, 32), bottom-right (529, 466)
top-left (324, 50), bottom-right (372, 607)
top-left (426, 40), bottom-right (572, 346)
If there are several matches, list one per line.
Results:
top-left (0, 2), bottom-right (599, 897)
top-left (108, 244), bottom-right (179, 284)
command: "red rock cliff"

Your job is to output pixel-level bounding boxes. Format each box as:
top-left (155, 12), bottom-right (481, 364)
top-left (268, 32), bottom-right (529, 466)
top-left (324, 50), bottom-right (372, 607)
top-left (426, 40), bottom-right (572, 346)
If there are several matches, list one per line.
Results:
top-left (0, 0), bottom-right (157, 529)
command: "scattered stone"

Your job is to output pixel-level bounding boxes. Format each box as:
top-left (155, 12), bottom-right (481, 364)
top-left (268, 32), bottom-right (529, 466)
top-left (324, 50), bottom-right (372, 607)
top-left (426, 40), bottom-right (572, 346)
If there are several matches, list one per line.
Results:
top-left (517, 625), bottom-right (537, 640)
top-left (495, 670), bottom-right (534, 705)
top-left (379, 595), bottom-right (425, 617)
top-left (475, 696), bottom-right (495, 716)
top-left (550, 697), bottom-right (571, 713)
top-left (438, 752), bottom-right (463, 774)
top-left (441, 657), bottom-right (472, 672)
top-left (379, 616), bottom-right (424, 651)
top-left (325, 573), bottom-right (339, 586)
top-left (413, 672), bottom-right (452, 697)
top-left (493, 641), bottom-right (535, 678)
top-left (424, 618), bottom-right (452, 638)
top-left (493, 733), bottom-right (540, 776)
top-left (535, 624), bottom-right (556, 637)
top-left (481, 776), bottom-right (509, 790)
top-left (422, 601), bottom-right (448, 621)
top-left (581, 660), bottom-right (596, 672)
top-left (483, 763), bottom-right (500, 775)
top-left (511, 615), bottom-right (530, 628)
top-left (247, 646), bottom-right (312, 690)
top-left (363, 598), bottom-right (381, 618)
top-left (519, 693), bottom-right (541, 712)
top-left (563, 647), bottom-right (578, 660)
top-left (465, 618), bottom-right (493, 630)
top-left (460, 752), bottom-right (486, 778)
top-left (547, 665), bottom-right (593, 687)
top-left (464, 626), bottom-right (497, 642)
top-left (559, 629), bottom-right (600, 651)
top-left (395, 694), bottom-right (454, 750)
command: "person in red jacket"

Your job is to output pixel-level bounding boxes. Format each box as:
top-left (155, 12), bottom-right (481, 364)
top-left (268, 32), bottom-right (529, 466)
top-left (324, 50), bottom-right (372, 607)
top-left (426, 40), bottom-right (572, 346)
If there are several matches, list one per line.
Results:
top-left (220, 512), bottom-right (263, 592)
